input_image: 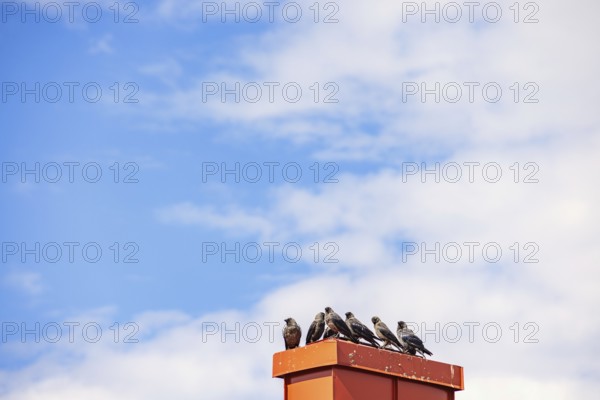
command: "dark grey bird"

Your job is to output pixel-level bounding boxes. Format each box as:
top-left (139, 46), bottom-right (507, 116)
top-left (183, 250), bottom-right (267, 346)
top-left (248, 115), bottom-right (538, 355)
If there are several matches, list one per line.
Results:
top-left (397, 321), bottom-right (433, 357)
top-left (371, 316), bottom-right (404, 351)
top-left (323, 326), bottom-right (337, 339)
top-left (305, 312), bottom-right (325, 345)
top-left (283, 317), bottom-right (302, 350)
top-left (324, 307), bottom-right (357, 342)
top-left (345, 312), bottom-right (380, 348)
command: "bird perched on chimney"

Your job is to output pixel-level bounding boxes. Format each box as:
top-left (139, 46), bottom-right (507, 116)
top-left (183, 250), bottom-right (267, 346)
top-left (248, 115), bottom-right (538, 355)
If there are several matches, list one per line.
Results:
top-left (371, 316), bottom-right (404, 352)
top-left (306, 312), bottom-right (325, 345)
top-left (397, 321), bottom-right (433, 357)
top-left (345, 312), bottom-right (380, 348)
top-left (325, 307), bottom-right (357, 342)
top-left (282, 317), bottom-right (302, 350)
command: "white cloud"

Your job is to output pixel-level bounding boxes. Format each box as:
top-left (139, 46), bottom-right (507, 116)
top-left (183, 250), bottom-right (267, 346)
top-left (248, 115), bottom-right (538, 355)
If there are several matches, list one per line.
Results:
top-left (139, 58), bottom-right (183, 88)
top-left (4, 271), bottom-right (44, 296)
top-left (89, 34), bottom-right (114, 55)
top-left (156, 202), bottom-right (275, 237)
top-left (0, 308), bottom-right (282, 400)
top-left (142, 0), bottom-right (600, 157)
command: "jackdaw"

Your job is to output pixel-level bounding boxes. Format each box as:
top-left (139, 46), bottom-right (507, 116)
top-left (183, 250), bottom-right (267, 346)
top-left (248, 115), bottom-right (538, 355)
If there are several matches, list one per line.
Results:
top-left (397, 321), bottom-right (433, 357)
top-left (371, 316), bottom-right (404, 352)
top-left (325, 307), bottom-right (357, 342)
top-left (306, 312), bottom-right (325, 344)
top-left (283, 317), bottom-right (302, 350)
top-left (345, 312), bottom-right (380, 348)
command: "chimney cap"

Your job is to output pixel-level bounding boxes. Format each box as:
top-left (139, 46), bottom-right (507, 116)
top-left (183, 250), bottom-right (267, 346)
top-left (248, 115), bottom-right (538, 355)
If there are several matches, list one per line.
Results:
top-left (273, 339), bottom-right (464, 391)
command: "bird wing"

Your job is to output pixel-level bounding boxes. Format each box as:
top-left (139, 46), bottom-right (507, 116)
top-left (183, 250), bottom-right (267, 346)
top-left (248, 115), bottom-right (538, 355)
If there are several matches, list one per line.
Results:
top-left (403, 333), bottom-right (433, 355)
top-left (351, 320), bottom-right (378, 340)
top-left (381, 327), bottom-right (397, 341)
top-left (380, 326), bottom-right (403, 347)
top-left (333, 316), bottom-right (354, 338)
top-left (334, 318), bottom-right (354, 337)
top-left (403, 333), bottom-right (425, 348)
top-left (314, 320), bottom-right (325, 339)
top-left (306, 321), bottom-right (317, 344)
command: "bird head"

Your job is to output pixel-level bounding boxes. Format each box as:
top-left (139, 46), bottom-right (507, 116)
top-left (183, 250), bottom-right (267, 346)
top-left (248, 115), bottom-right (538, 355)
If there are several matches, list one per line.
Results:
top-left (284, 318), bottom-right (294, 325)
top-left (324, 306), bottom-right (333, 313)
top-left (345, 312), bottom-right (354, 318)
top-left (371, 316), bottom-right (380, 324)
top-left (316, 312), bottom-right (325, 320)
top-left (397, 321), bottom-right (407, 329)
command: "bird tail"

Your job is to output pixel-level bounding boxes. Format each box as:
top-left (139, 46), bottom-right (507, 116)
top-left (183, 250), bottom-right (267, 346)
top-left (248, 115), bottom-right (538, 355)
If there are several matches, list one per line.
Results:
top-left (423, 347), bottom-right (433, 356)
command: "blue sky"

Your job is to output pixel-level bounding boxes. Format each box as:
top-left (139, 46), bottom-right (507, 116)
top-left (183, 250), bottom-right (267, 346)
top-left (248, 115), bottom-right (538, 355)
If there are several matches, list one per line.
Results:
top-left (1, 1), bottom-right (600, 399)
top-left (0, 1), bottom-right (318, 319)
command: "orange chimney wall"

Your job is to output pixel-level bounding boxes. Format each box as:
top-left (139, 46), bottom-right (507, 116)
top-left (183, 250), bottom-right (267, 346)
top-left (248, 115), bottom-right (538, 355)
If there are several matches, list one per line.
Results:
top-left (273, 339), bottom-right (464, 400)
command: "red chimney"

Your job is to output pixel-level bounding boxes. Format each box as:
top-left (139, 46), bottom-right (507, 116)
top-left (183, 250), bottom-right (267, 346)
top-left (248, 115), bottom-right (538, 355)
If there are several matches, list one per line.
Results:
top-left (273, 339), bottom-right (464, 399)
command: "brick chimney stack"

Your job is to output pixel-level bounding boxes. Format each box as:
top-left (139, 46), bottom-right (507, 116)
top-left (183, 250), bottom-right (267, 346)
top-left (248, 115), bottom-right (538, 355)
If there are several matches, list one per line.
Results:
top-left (273, 339), bottom-right (464, 399)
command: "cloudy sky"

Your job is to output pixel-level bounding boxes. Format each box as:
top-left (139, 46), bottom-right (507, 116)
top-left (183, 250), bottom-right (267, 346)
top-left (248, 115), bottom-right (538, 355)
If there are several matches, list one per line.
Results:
top-left (1, 0), bottom-right (599, 398)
